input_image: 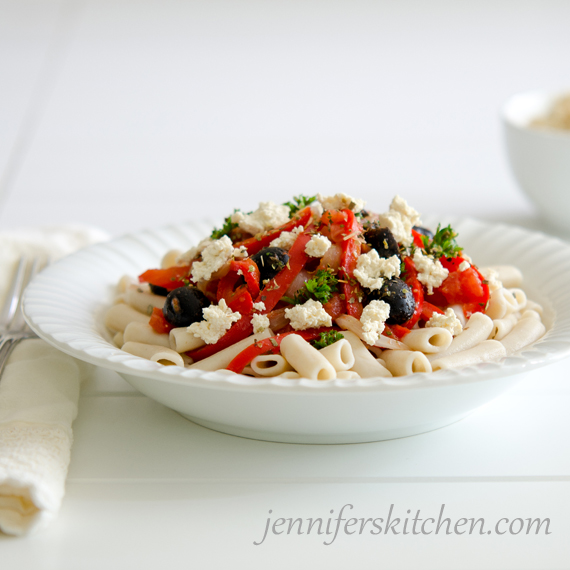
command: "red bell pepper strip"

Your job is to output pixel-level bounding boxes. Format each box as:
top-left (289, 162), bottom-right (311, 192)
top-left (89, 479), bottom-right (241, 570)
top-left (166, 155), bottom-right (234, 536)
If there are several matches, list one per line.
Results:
top-left (226, 329), bottom-right (332, 373)
top-left (420, 301), bottom-right (444, 322)
top-left (254, 233), bottom-right (311, 313)
top-left (411, 229), bottom-right (426, 249)
top-left (186, 315), bottom-right (253, 362)
top-left (233, 207), bottom-right (312, 256)
top-left (401, 257), bottom-right (424, 329)
top-left (138, 265), bottom-right (192, 290)
top-left (338, 209), bottom-right (364, 319)
top-left (149, 307), bottom-right (174, 334)
top-left (384, 324), bottom-right (411, 340)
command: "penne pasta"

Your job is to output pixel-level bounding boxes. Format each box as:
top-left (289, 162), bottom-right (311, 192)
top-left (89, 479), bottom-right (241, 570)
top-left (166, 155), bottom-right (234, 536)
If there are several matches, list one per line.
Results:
top-left (318, 339), bottom-right (355, 372)
top-left (499, 316), bottom-right (546, 356)
top-left (161, 249), bottom-right (183, 269)
top-left (280, 335), bottom-right (337, 380)
top-left (336, 371), bottom-right (361, 379)
top-left (104, 303), bottom-right (150, 332)
top-left (427, 312), bottom-right (494, 362)
top-left (431, 340), bottom-right (507, 371)
top-left (487, 265), bottom-right (523, 288)
top-left (123, 321), bottom-right (171, 348)
top-left (342, 331), bottom-right (392, 378)
top-left (402, 327), bottom-right (453, 354)
top-left (169, 327), bottom-right (206, 353)
top-left (381, 350), bottom-right (432, 376)
top-left (122, 341), bottom-right (185, 367)
top-left (489, 313), bottom-right (518, 341)
top-left (250, 354), bottom-right (292, 377)
top-left (107, 194), bottom-right (545, 378)
top-left (125, 285), bottom-right (166, 315)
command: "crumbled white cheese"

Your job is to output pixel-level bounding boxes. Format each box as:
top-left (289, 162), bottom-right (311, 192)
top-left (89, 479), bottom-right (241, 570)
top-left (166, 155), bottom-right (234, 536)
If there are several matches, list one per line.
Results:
top-left (269, 226), bottom-right (304, 249)
top-left (284, 299), bottom-right (332, 330)
top-left (479, 267), bottom-right (503, 291)
top-left (233, 245), bottom-right (249, 259)
top-left (360, 300), bottom-right (391, 344)
top-left (252, 301), bottom-right (266, 312)
top-left (412, 250), bottom-right (449, 295)
top-left (376, 195), bottom-right (421, 247)
top-left (426, 307), bottom-right (463, 336)
top-left (231, 201), bottom-right (290, 236)
top-left (353, 251), bottom-right (401, 291)
top-left (176, 237), bottom-right (213, 265)
top-left (458, 260), bottom-right (471, 272)
top-left (310, 200), bottom-right (324, 219)
top-left (187, 299), bottom-right (241, 344)
top-left (316, 193), bottom-right (366, 213)
top-left (237, 269), bottom-right (243, 276)
top-left (251, 313), bottom-right (271, 334)
top-left (305, 234), bottom-right (332, 258)
top-left (190, 236), bottom-right (244, 282)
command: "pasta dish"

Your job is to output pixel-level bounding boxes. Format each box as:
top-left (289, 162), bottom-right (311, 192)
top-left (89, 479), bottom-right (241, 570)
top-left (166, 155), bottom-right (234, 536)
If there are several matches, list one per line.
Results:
top-left (104, 194), bottom-right (545, 380)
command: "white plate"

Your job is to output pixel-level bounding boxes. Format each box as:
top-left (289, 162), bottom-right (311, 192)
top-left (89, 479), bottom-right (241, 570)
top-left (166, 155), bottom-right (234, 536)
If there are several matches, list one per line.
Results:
top-left (23, 217), bottom-right (570, 444)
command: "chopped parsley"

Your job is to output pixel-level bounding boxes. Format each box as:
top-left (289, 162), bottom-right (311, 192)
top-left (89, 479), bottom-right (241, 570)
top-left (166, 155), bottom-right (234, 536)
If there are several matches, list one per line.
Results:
top-left (283, 195), bottom-right (317, 216)
top-left (421, 224), bottom-right (463, 259)
top-left (210, 211), bottom-right (239, 240)
top-left (282, 269), bottom-right (339, 305)
top-left (311, 331), bottom-right (344, 350)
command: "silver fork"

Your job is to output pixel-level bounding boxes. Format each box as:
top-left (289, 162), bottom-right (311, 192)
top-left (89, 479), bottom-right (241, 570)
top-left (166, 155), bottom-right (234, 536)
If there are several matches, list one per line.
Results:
top-left (0, 257), bottom-right (42, 379)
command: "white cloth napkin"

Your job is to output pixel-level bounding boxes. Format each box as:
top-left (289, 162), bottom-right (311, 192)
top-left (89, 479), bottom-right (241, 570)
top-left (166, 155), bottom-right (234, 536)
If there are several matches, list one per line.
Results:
top-left (0, 225), bottom-right (109, 536)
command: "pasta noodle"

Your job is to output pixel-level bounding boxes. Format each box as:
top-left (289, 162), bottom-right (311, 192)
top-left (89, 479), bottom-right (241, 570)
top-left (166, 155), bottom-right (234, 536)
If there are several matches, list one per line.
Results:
top-left (169, 327), bottom-right (206, 353)
top-left (122, 341), bottom-right (185, 367)
top-left (499, 316), bottom-right (546, 356)
top-left (431, 340), bottom-right (507, 371)
top-left (341, 331), bottom-right (392, 378)
top-left (123, 322), bottom-right (171, 348)
top-left (318, 339), bottom-right (355, 371)
top-left (402, 327), bottom-right (452, 353)
top-left (427, 313), bottom-right (494, 362)
top-left (106, 195), bottom-right (545, 379)
top-left (250, 354), bottom-right (292, 377)
top-left (381, 350), bottom-right (432, 376)
top-left (279, 335), bottom-right (337, 380)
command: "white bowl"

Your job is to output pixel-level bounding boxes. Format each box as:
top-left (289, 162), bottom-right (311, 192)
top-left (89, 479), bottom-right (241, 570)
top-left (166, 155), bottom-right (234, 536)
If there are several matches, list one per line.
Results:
top-left (23, 217), bottom-right (570, 444)
top-left (503, 89), bottom-right (570, 231)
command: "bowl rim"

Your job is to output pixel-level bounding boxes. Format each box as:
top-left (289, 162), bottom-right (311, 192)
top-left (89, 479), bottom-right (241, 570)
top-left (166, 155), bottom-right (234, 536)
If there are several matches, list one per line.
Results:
top-left (22, 216), bottom-right (570, 395)
top-left (502, 88), bottom-right (570, 139)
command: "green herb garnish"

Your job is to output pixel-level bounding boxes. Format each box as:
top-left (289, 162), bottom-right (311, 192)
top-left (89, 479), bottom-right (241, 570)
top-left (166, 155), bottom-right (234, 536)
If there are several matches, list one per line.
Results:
top-left (282, 269), bottom-right (339, 305)
top-left (311, 331), bottom-right (344, 350)
top-left (421, 224), bottom-right (463, 259)
top-left (283, 195), bottom-right (317, 216)
top-left (210, 211), bottom-right (239, 240)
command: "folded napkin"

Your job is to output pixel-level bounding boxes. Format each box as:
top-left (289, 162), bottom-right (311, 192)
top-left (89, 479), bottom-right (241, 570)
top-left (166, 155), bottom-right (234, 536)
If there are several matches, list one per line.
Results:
top-left (0, 225), bottom-right (109, 536)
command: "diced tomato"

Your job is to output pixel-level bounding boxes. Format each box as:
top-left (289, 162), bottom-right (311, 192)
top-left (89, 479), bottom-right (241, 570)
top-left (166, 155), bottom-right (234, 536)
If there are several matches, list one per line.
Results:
top-left (322, 292), bottom-right (345, 320)
top-left (439, 256), bottom-right (466, 273)
top-left (149, 307), bottom-right (173, 334)
top-left (421, 301), bottom-right (444, 322)
top-left (138, 265), bottom-right (191, 291)
top-left (438, 267), bottom-right (489, 306)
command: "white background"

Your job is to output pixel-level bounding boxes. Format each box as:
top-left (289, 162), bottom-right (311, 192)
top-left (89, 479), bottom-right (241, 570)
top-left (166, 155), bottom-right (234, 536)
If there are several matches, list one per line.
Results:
top-left (1, 1), bottom-right (570, 568)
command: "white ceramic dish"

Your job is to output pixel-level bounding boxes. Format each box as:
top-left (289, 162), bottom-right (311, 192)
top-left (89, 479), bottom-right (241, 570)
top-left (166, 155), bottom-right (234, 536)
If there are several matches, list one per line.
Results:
top-left (503, 89), bottom-right (570, 231)
top-left (23, 217), bottom-right (570, 444)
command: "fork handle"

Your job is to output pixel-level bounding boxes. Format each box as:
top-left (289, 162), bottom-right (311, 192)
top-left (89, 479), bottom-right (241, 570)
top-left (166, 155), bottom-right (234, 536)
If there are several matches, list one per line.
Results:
top-left (0, 337), bottom-right (21, 381)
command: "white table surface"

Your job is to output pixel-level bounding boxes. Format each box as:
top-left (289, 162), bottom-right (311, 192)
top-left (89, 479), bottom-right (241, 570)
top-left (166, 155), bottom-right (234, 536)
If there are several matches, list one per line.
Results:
top-left (1, 1), bottom-right (570, 568)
